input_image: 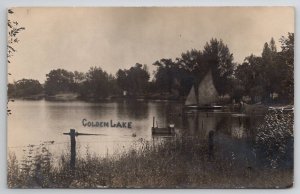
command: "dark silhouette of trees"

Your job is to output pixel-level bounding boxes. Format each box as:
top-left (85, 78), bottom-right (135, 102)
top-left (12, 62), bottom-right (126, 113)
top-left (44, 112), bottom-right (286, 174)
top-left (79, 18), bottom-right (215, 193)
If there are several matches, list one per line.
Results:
top-left (235, 55), bottom-right (265, 102)
top-left (44, 69), bottom-right (75, 95)
top-left (202, 39), bottom-right (235, 96)
top-left (177, 49), bottom-right (205, 96)
top-left (153, 59), bottom-right (178, 93)
top-left (79, 67), bottom-right (110, 98)
top-left (42, 67), bottom-right (119, 99)
top-left (8, 79), bottom-right (43, 97)
top-left (153, 58), bottom-right (193, 97)
top-left (116, 69), bottom-right (128, 92)
top-left (7, 83), bottom-right (15, 98)
top-left (235, 34), bottom-right (294, 103)
top-left (261, 38), bottom-right (282, 101)
top-left (166, 39), bottom-right (235, 98)
top-left (8, 34), bottom-right (293, 104)
top-left (116, 63), bottom-right (150, 95)
top-left (278, 33), bottom-right (294, 103)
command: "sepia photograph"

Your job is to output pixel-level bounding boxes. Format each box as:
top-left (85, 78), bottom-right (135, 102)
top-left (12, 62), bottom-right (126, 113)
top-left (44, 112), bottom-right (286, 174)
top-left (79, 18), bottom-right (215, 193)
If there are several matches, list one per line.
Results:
top-left (7, 7), bottom-right (294, 188)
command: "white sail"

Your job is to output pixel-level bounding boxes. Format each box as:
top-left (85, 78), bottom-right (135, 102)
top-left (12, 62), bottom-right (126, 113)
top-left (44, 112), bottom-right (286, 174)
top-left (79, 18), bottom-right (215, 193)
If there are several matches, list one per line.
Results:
top-left (197, 70), bottom-right (219, 106)
top-left (185, 85), bottom-right (197, 105)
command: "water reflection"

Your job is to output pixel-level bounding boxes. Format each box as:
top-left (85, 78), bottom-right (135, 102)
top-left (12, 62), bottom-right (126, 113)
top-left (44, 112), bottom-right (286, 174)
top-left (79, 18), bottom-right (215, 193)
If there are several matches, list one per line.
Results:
top-left (8, 100), bottom-right (265, 163)
top-left (116, 100), bottom-right (149, 119)
top-left (180, 111), bottom-right (263, 140)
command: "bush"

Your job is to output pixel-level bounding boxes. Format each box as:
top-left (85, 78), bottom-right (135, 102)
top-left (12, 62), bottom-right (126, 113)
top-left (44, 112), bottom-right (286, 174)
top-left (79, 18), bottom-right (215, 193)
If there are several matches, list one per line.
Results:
top-left (256, 109), bottom-right (294, 168)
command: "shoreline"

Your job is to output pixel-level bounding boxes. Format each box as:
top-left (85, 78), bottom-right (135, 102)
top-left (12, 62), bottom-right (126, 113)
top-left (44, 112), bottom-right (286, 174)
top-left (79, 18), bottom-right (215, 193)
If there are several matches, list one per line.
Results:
top-left (8, 135), bottom-right (293, 188)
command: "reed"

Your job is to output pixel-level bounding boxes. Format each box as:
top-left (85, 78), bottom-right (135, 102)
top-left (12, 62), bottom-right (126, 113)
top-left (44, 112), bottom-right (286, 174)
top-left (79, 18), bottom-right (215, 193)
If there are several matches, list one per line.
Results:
top-left (8, 133), bottom-right (293, 188)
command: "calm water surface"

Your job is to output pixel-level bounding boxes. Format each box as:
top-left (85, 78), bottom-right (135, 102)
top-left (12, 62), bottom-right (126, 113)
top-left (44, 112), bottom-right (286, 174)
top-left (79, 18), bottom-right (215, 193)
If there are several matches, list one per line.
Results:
top-left (8, 100), bottom-right (264, 163)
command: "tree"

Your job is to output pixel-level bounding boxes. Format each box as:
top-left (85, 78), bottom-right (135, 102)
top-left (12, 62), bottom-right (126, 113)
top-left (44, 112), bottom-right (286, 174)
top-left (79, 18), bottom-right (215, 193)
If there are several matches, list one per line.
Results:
top-left (261, 38), bottom-right (282, 101)
top-left (73, 71), bottom-right (85, 93)
top-left (116, 69), bottom-right (129, 92)
top-left (7, 83), bottom-right (16, 97)
top-left (235, 56), bottom-right (255, 96)
top-left (278, 33), bottom-right (294, 103)
top-left (177, 49), bottom-right (206, 96)
top-left (153, 39), bottom-right (234, 98)
top-left (153, 58), bottom-right (192, 97)
top-left (202, 39), bottom-right (235, 95)
top-left (236, 36), bottom-right (294, 103)
top-left (73, 71), bottom-right (85, 84)
top-left (178, 49), bottom-right (204, 72)
top-left (153, 59), bottom-right (177, 93)
top-left (44, 69), bottom-right (75, 95)
top-left (80, 66), bottom-right (110, 98)
top-left (7, 9), bottom-right (25, 115)
top-left (269, 37), bottom-right (277, 53)
top-left (11, 79), bottom-right (43, 97)
top-left (107, 74), bottom-right (120, 96)
top-left (235, 54), bottom-right (267, 102)
top-left (116, 64), bottom-right (150, 95)
top-left (7, 9), bottom-right (25, 64)
top-left (128, 63), bottom-right (150, 95)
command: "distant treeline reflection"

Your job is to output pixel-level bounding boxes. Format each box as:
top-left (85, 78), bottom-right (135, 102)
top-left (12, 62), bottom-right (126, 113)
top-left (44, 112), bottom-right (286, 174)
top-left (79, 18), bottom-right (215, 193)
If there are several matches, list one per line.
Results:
top-left (8, 34), bottom-right (294, 103)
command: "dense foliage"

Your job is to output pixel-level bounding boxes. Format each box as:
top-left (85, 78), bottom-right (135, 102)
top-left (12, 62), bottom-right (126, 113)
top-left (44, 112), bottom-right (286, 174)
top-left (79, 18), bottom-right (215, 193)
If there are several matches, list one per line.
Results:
top-left (8, 34), bottom-right (294, 103)
top-left (8, 79), bottom-right (43, 97)
top-left (116, 63), bottom-right (150, 95)
top-left (256, 110), bottom-right (294, 168)
top-left (235, 34), bottom-right (294, 103)
top-left (44, 69), bottom-right (76, 95)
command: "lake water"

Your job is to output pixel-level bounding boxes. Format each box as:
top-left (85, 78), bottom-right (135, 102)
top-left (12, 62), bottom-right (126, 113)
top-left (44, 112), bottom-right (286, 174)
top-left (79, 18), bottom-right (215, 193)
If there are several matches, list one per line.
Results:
top-left (8, 100), bottom-right (265, 164)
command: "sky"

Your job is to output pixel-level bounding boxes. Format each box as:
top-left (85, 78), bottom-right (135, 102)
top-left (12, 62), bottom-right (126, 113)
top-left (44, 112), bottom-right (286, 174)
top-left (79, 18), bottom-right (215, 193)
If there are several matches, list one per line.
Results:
top-left (8, 7), bottom-right (294, 83)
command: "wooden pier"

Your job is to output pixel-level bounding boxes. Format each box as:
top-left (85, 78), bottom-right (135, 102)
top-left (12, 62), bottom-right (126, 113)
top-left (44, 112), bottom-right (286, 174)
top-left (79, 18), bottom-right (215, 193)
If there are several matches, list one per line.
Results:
top-left (151, 117), bottom-right (175, 135)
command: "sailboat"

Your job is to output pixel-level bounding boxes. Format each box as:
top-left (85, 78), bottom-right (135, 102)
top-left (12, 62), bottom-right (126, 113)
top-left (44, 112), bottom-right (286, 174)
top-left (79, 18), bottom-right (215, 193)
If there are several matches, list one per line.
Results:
top-left (184, 70), bottom-right (222, 110)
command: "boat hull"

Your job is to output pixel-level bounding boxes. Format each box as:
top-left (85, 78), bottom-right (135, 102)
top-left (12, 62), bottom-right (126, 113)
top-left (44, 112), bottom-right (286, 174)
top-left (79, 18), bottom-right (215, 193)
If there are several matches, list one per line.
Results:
top-left (183, 105), bottom-right (222, 110)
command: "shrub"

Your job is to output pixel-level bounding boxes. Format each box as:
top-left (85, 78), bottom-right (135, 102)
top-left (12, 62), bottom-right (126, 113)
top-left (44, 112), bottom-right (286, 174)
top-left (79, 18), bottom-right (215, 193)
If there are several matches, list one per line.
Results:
top-left (256, 109), bottom-right (294, 168)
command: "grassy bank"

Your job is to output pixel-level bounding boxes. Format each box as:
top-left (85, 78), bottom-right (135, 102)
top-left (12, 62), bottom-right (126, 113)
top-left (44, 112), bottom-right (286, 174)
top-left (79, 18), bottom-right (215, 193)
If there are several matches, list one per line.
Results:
top-left (8, 134), bottom-right (293, 189)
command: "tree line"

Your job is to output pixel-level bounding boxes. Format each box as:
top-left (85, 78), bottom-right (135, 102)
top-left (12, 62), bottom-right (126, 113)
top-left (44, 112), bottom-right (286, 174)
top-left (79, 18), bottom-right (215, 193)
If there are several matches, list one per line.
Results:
top-left (234, 33), bottom-right (294, 103)
top-left (8, 33), bottom-right (294, 103)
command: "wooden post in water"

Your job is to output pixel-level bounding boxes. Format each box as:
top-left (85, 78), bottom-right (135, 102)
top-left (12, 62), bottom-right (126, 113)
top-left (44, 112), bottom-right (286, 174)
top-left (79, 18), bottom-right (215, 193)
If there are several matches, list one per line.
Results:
top-left (70, 129), bottom-right (76, 169)
top-left (153, 117), bottom-right (155, 128)
top-left (63, 129), bottom-right (105, 170)
top-left (63, 129), bottom-right (76, 170)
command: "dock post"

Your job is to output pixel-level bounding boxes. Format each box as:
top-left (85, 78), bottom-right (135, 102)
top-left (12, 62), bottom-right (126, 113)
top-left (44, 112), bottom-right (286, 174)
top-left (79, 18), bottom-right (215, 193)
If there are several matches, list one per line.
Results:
top-left (153, 117), bottom-right (155, 128)
top-left (69, 129), bottom-right (76, 170)
top-left (63, 129), bottom-right (103, 171)
top-left (63, 129), bottom-right (77, 170)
